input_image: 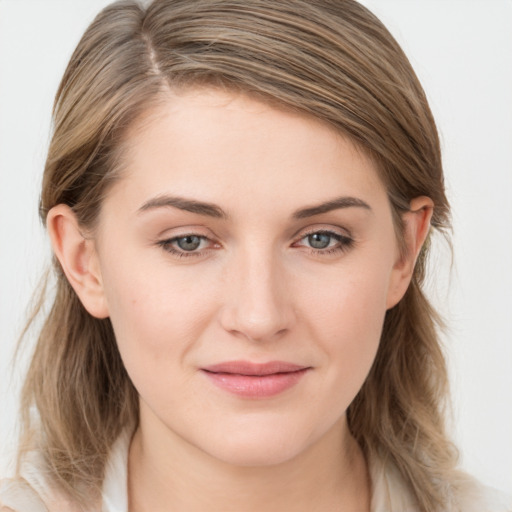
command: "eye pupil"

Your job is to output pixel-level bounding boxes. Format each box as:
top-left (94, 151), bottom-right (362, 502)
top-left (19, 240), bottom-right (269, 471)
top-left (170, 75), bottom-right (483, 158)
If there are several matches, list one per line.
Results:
top-left (308, 233), bottom-right (331, 249)
top-left (177, 235), bottom-right (201, 251)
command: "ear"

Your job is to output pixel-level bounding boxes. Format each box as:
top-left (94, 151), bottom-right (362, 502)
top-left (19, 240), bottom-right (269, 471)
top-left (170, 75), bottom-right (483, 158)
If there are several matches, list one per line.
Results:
top-left (386, 196), bottom-right (434, 309)
top-left (47, 204), bottom-right (109, 319)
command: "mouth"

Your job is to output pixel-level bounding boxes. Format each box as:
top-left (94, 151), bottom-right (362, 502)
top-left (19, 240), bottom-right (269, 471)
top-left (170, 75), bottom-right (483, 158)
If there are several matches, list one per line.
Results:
top-left (201, 361), bottom-right (310, 398)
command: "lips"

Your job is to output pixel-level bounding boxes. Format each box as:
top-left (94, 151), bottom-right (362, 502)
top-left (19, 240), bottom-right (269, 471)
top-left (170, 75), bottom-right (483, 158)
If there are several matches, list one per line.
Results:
top-left (201, 361), bottom-right (310, 398)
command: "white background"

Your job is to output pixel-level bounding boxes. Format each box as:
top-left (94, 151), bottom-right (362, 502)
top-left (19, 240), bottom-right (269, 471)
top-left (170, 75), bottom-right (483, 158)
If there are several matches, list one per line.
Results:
top-left (0, 0), bottom-right (511, 495)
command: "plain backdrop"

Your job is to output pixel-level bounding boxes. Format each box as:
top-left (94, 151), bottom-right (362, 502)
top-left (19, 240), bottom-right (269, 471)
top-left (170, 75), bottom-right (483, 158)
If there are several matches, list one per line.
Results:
top-left (1, 0), bottom-right (511, 495)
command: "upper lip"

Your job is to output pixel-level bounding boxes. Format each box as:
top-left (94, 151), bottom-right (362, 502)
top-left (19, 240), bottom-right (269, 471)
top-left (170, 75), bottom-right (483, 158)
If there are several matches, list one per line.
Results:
top-left (202, 361), bottom-right (309, 376)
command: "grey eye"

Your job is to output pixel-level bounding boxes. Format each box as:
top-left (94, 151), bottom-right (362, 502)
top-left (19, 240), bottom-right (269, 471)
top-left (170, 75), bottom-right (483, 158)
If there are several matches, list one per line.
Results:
top-left (308, 233), bottom-right (332, 249)
top-left (176, 235), bottom-right (202, 251)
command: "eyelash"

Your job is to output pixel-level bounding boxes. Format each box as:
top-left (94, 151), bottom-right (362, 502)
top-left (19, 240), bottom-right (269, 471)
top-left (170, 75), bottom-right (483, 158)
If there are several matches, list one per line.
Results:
top-left (157, 229), bottom-right (354, 259)
top-left (157, 235), bottom-right (215, 259)
top-left (294, 229), bottom-right (354, 256)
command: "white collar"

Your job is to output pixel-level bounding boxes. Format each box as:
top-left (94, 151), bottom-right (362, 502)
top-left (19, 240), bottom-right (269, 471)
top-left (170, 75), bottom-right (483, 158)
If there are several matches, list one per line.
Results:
top-left (102, 431), bottom-right (131, 512)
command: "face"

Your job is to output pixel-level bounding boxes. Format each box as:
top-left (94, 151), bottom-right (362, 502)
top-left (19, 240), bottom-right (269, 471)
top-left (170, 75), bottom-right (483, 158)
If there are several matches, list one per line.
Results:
top-left (90, 88), bottom-right (407, 466)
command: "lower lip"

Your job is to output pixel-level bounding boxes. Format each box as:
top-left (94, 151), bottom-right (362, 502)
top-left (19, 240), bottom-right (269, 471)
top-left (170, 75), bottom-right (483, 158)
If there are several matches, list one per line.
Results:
top-left (202, 369), bottom-right (309, 398)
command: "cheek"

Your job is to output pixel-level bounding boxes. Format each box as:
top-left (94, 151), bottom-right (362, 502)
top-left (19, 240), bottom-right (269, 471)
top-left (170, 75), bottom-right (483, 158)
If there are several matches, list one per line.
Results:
top-left (99, 259), bottom-right (224, 421)
top-left (98, 250), bottom-right (218, 368)
top-left (303, 251), bottom-right (392, 339)
top-left (326, 289), bottom-right (385, 377)
top-left (301, 253), bottom-right (393, 390)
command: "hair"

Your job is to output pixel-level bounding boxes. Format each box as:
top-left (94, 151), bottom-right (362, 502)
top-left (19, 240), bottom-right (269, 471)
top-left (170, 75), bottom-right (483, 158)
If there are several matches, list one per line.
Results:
top-left (18, 0), bottom-right (459, 510)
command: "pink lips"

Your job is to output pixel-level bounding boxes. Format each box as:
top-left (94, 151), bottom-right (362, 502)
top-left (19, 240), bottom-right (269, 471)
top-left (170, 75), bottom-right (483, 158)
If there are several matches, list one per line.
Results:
top-left (201, 361), bottom-right (309, 398)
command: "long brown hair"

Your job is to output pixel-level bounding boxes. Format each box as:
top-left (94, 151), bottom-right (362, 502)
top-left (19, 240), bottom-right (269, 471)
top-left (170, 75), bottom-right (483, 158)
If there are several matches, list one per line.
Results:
top-left (19, 1), bottom-right (458, 510)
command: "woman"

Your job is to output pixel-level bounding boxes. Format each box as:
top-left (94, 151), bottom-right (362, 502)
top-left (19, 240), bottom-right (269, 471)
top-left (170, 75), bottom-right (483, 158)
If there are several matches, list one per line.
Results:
top-left (0, 0), bottom-right (510, 511)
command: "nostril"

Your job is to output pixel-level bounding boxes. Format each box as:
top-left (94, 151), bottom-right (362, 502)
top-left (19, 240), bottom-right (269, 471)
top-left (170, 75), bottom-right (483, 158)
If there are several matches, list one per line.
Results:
top-left (219, 307), bottom-right (292, 343)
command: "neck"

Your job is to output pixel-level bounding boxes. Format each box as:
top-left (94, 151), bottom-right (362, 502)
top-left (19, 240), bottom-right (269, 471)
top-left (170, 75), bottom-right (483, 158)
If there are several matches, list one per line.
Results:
top-left (128, 411), bottom-right (371, 512)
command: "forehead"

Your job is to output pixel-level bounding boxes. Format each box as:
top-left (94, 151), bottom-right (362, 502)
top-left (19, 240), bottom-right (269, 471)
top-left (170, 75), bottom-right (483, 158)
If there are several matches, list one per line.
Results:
top-left (110, 87), bottom-right (388, 217)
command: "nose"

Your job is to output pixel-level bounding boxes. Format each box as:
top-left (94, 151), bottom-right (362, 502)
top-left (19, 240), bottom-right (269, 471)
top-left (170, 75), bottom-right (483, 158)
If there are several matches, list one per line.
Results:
top-left (219, 245), bottom-right (294, 342)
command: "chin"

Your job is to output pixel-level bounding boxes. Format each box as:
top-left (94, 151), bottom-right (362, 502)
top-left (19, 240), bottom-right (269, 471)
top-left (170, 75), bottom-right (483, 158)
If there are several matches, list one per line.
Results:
top-left (208, 440), bottom-right (305, 468)
top-left (194, 421), bottom-right (319, 468)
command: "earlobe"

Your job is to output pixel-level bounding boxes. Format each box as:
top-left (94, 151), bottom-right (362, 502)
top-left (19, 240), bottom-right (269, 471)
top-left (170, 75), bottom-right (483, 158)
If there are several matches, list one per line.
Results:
top-left (47, 204), bottom-right (109, 319)
top-left (386, 196), bottom-right (434, 309)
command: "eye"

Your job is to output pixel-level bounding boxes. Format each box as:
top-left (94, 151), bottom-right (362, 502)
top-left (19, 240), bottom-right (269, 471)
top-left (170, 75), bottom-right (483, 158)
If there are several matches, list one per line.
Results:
top-left (157, 233), bottom-right (216, 258)
top-left (175, 235), bottom-right (202, 251)
top-left (294, 229), bottom-right (354, 255)
top-left (307, 232), bottom-right (334, 249)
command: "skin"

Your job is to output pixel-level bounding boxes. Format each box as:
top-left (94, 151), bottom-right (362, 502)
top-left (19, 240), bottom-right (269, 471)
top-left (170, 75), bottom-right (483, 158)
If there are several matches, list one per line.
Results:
top-left (48, 88), bottom-right (432, 512)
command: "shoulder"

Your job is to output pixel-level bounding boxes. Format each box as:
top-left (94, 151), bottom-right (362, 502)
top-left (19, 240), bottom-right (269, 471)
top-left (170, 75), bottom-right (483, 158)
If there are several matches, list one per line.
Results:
top-left (451, 474), bottom-right (512, 512)
top-left (0, 450), bottom-right (84, 512)
top-left (0, 430), bottom-right (131, 512)
top-left (0, 477), bottom-right (48, 512)
top-left (370, 454), bottom-right (512, 512)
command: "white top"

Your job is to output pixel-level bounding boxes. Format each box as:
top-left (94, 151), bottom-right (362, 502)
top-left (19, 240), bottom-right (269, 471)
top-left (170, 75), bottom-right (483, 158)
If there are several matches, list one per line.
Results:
top-left (1, 432), bottom-right (511, 512)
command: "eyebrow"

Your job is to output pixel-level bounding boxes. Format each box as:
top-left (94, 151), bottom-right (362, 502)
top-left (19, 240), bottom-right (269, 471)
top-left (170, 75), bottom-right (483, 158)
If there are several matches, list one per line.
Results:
top-left (138, 195), bottom-right (227, 219)
top-left (292, 196), bottom-right (372, 219)
top-left (137, 194), bottom-right (371, 220)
